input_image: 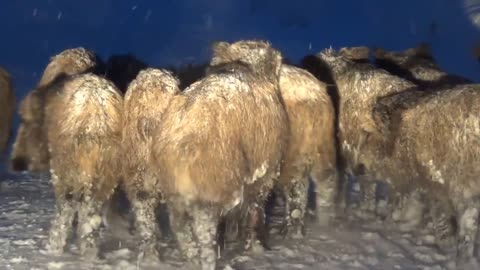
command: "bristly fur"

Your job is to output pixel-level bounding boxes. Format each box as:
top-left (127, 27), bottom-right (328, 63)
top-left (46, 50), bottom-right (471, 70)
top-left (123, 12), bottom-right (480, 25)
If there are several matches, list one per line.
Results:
top-left (151, 40), bottom-right (288, 269)
top-left (9, 47), bottom-right (101, 172)
top-left (45, 73), bottom-right (123, 258)
top-left (121, 68), bottom-right (180, 260)
top-left (373, 44), bottom-right (472, 88)
top-left (276, 64), bottom-right (339, 235)
top-left (319, 48), bottom-right (480, 266)
top-left (221, 63), bottom-right (339, 239)
top-left (339, 46), bottom-right (371, 63)
top-left (0, 67), bottom-right (15, 156)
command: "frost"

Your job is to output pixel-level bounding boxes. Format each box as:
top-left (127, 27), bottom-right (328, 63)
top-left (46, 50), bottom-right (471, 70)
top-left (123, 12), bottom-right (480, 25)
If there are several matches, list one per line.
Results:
top-left (10, 256), bottom-right (27, 263)
top-left (47, 262), bottom-right (65, 269)
top-left (0, 172), bottom-right (463, 269)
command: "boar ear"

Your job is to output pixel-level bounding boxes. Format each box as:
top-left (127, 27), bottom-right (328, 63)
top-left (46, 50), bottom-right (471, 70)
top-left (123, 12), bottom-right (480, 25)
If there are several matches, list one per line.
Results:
top-left (415, 42), bottom-right (432, 57)
top-left (406, 42), bottom-right (432, 58)
top-left (272, 49), bottom-right (283, 78)
top-left (372, 47), bottom-right (387, 59)
top-left (211, 41), bottom-right (230, 55)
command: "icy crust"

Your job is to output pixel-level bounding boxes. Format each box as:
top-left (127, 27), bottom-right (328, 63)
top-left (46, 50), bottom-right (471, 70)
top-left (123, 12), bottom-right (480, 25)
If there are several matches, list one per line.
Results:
top-left (0, 172), bottom-right (478, 270)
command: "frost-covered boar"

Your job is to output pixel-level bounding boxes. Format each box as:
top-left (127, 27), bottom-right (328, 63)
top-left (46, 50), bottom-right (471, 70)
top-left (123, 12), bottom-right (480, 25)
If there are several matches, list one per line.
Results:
top-left (0, 67), bottom-right (15, 156)
top-left (9, 47), bottom-right (101, 172)
top-left (121, 68), bottom-right (180, 260)
top-left (45, 73), bottom-right (123, 258)
top-left (275, 65), bottom-right (338, 234)
top-left (211, 62), bottom-right (339, 240)
top-left (373, 43), bottom-right (472, 88)
top-left (148, 40), bottom-right (288, 270)
top-left (339, 46), bottom-right (370, 63)
top-left (318, 48), bottom-right (480, 267)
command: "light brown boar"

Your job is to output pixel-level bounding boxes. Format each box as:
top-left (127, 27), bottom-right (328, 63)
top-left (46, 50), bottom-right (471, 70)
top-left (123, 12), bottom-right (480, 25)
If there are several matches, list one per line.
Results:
top-left (373, 43), bottom-right (472, 88)
top-left (121, 68), bottom-right (180, 260)
top-left (373, 44), bottom-right (471, 238)
top-left (10, 47), bottom-right (101, 172)
top-left (318, 48), bottom-right (480, 268)
top-left (0, 67), bottom-right (15, 156)
top-left (339, 46), bottom-right (371, 63)
top-left (149, 40), bottom-right (288, 270)
top-left (276, 65), bottom-right (338, 236)
top-left (210, 63), bottom-right (338, 246)
top-left (45, 73), bottom-right (123, 258)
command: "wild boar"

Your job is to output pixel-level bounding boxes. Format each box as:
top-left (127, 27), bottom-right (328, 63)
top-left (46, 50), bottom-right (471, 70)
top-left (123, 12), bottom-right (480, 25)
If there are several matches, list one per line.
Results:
top-left (149, 40), bottom-right (288, 270)
top-left (216, 63), bottom-right (339, 240)
top-left (339, 46), bottom-right (371, 64)
top-left (318, 48), bottom-right (480, 268)
top-left (276, 65), bottom-right (338, 235)
top-left (0, 67), bottom-right (15, 156)
top-left (373, 43), bottom-right (472, 89)
top-left (10, 47), bottom-right (101, 172)
top-left (121, 68), bottom-right (180, 260)
top-left (45, 73), bottom-right (123, 258)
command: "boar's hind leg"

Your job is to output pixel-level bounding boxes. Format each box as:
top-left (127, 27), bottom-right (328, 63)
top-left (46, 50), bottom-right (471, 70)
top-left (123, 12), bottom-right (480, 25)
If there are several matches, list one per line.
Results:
top-left (358, 174), bottom-right (377, 216)
top-left (47, 192), bottom-right (76, 255)
top-left (280, 178), bottom-right (308, 238)
top-left (169, 206), bottom-right (199, 264)
top-left (244, 200), bottom-right (271, 252)
top-left (313, 168), bottom-right (339, 227)
top-left (190, 207), bottom-right (220, 270)
top-left (455, 200), bottom-right (480, 268)
top-left (76, 192), bottom-right (103, 258)
top-left (130, 191), bottom-right (161, 262)
top-left (430, 199), bottom-right (456, 252)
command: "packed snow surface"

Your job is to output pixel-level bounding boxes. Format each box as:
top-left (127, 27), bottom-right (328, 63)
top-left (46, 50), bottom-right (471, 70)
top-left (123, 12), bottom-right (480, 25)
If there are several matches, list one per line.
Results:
top-left (0, 172), bottom-right (476, 270)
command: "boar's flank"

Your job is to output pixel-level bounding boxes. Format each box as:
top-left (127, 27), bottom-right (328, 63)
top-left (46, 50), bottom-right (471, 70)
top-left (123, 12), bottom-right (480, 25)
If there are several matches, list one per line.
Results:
top-left (45, 73), bottom-right (123, 258)
top-left (150, 40), bottom-right (288, 270)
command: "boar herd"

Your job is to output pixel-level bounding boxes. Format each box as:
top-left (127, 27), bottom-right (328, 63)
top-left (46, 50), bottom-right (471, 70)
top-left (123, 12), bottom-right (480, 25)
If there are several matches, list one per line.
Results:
top-left (0, 40), bottom-right (479, 269)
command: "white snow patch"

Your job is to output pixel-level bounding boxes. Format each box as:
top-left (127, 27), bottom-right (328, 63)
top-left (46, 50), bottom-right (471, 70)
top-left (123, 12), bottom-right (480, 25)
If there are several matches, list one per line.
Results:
top-left (47, 261), bottom-right (65, 269)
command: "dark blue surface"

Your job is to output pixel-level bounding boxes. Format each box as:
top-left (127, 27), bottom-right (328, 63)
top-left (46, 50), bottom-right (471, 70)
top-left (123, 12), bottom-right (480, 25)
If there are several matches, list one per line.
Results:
top-left (1, 0), bottom-right (479, 99)
top-left (0, 0), bottom-right (479, 159)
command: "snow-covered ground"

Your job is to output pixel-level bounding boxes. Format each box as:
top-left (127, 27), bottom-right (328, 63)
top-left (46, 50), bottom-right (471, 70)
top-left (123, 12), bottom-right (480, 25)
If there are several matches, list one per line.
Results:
top-left (0, 172), bottom-right (474, 270)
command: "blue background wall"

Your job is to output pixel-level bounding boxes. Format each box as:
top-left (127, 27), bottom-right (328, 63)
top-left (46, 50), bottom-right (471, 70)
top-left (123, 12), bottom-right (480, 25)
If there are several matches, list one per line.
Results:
top-left (0, 0), bottom-right (479, 161)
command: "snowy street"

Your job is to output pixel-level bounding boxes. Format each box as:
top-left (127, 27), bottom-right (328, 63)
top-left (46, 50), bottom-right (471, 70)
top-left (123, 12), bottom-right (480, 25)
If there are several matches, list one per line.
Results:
top-left (0, 173), bottom-right (468, 270)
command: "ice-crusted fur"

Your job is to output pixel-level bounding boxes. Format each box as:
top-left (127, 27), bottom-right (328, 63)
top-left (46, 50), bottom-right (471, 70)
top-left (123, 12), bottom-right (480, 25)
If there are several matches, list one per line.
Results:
top-left (45, 73), bottom-right (123, 258)
top-left (261, 64), bottom-right (338, 238)
top-left (339, 46), bottom-right (371, 63)
top-left (373, 44), bottom-right (474, 244)
top-left (10, 47), bottom-right (101, 172)
top-left (151, 40), bottom-right (288, 270)
top-left (319, 48), bottom-right (480, 266)
top-left (373, 44), bottom-right (472, 88)
top-left (121, 68), bottom-right (180, 261)
top-left (0, 67), bottom-right (15, 156)
top-left (318, 48), bottom-right (418, 216)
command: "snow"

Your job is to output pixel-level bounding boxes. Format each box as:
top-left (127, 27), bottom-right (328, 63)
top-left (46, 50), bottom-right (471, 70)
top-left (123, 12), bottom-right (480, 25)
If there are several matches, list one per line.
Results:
top-left (0, 172), bottom-right (477, 269)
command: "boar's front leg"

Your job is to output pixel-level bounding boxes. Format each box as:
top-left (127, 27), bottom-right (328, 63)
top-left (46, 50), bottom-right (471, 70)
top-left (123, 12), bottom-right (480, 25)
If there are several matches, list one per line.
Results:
top-left (455, 199), bottom-right (479, 269)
